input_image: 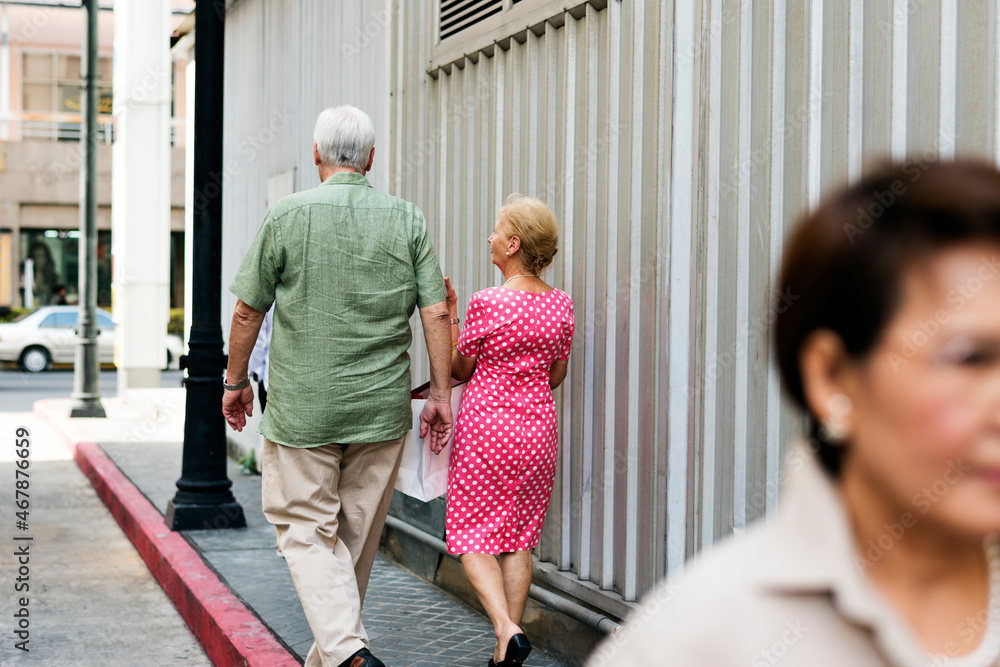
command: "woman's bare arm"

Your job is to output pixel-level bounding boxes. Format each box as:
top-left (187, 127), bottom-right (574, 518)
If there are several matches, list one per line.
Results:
top-left (549, 359), bottom-right (568, 389)
top-left (452, 350), bottom-right (477, 382)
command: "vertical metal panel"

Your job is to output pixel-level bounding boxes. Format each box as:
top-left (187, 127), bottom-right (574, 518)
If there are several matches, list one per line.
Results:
top-left (939, 0), bottom-right (958, 159)
top-left (956, 1), bottom-right (995, 159)
top-left (713, 0), bottom-right (739, 544)
top-left (698, 0), bottom-right (722, 551)
top-left (807, 0), bottom-right (823, 209)
top-left (526, 30), bottom-right (539, 194)
top-left (572, 12), bottom-right (592, 579)
top-left (907, 0), bottom-right (942, 156)
top-left (892, 0), bottom-right (909, 159)
top-left (579, 4), bottom-right (598, 583)
top-left (601, 0), bottom-right (620, 594)
top-left (862, 0), bottom-right (893, 164)
top-left (666, 0), bottom-right (695, 573)
top-left (653, 0), bottom-right (674, 578)
top-left (745, 1), bottom-right (773, 530)
top-left (622, 0), bottom-right (644, 603)
top-left (636, 0), bottom-right (664, 596)
top-left (766, 0), bottom-right (787, 516)
top-left (558, 14), bottom-right (577, 570)
top-left (733, 0), bottom-right (753, 533)
top-left (541, 20), bottom-right (564, 567)
top-left (847, 0), bottom-right (864, 180)
top-left (783, 1), bottom-right (810, 222)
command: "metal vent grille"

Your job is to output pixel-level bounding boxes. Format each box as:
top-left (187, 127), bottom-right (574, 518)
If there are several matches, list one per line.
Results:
top-left (440, 0), bottom-right (503, 40)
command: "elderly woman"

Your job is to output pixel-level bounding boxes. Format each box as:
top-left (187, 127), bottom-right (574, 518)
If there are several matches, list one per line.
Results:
top-left (438, 195), bottom-right (574, 667)
top-left (588, 160), bottom-right (1000, 667)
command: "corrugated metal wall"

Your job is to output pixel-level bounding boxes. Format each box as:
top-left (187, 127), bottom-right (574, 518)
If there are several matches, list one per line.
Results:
top-left (390, 0), bottom-right (1000, 609)
top-left (220, 0), bottom-right (1000, 613)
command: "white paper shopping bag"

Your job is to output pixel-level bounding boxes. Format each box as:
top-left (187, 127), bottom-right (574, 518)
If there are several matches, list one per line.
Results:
top-left (394, 379), bottom-right (465, 502)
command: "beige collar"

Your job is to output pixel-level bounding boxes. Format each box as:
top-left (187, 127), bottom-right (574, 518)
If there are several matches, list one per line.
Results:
top-left (750, 442), bottom-right (933, 667)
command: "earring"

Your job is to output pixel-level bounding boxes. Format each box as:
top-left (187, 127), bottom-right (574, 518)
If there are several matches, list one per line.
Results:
top-left (505, 251), bottom-right (510, 256)
top-left (818, 393), bottom-right (852, 444)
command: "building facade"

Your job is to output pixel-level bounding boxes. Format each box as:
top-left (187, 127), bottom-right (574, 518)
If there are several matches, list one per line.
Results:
top-left (220, 0), bottom-right (1000, 657)
top-left (0, 1), bottom-right (191, 310)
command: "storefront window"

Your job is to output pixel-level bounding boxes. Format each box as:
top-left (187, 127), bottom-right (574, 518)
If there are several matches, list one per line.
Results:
top-left (18, 230), bottom-right (181, 309)
top-left (19, 230), bottom-right (112, 308)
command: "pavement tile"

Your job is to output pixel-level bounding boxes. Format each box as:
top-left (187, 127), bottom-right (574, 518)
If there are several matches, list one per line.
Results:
top-left (101, 440), bottom-right (571, 667)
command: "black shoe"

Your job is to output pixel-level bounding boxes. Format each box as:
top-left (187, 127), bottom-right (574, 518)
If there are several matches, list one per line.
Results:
top-left (338, 647), bottom-right (385, 667)
top-left (498, 634), bottom-right (532, 666)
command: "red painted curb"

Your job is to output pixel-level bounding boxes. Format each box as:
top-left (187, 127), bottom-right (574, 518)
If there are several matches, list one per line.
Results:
top-left (34, 400), bottom-right (300, 667)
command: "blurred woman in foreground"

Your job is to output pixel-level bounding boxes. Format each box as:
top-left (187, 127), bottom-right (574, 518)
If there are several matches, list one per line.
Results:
top-left (589, 160), bottom-right (1000, 666)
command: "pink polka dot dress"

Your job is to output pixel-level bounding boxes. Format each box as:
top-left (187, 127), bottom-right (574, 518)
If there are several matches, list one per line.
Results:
top-left (446, 286), bottom-right (575, 555)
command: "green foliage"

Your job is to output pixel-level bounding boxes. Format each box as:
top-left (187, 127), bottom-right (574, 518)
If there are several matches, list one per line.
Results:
top-left (0, 308), bottom-right (31, 324)
top-left (238, 448), bottom-right (259, 475)
top-left (168, 308), bottom-right (184, 336)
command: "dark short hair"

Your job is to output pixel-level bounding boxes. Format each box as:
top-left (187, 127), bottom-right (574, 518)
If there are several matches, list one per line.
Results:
top-left (774, 159), bottom-right (1000, 475)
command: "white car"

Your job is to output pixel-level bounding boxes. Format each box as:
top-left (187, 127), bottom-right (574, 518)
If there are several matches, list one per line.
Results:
top-left (0, 306), bottom-right (184, 373)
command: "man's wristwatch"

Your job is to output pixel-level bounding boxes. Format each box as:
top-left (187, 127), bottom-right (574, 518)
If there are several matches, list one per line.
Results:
top-left (223, 377), bottom-right (251, 391)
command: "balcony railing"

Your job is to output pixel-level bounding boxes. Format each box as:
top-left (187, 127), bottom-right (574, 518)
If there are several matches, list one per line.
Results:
top-left (0, 112), bottom-right (186, 145)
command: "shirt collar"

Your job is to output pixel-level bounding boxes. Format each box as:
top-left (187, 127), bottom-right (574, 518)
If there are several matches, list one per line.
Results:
top-left (322, 171), bottom-right (372, 188)
top-left (753, 442), bottom-right (931, 666)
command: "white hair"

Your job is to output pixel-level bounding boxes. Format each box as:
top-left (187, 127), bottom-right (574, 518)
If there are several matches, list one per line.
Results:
top-left (313, 105), bottom-right (376, 172)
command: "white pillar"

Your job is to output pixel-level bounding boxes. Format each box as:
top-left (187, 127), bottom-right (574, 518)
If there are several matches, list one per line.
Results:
top-left (23, 259), bottom-right (34, 309)
top-left (173, 32), bottom-right (195, 366)
top-left (112, 0), bottom-right (171, 392)
top-left (1, 2), bottom-right (10, 141)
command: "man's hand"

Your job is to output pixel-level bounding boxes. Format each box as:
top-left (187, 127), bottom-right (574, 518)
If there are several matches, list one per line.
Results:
top-left (419, 298), bottom-right (454, 447)
top-left (223, 385), bottom-right (256, 431)
top-left (420, 396), bottom-right (454, 455)
top-left (224, 299), bottom-right (266, 431)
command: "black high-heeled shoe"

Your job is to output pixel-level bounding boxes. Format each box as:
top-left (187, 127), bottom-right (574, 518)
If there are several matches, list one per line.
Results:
top-left (498, 634), bottom-right (531, 666)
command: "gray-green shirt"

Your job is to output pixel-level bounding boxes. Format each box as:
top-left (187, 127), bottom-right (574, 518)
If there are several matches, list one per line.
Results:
top-left (229, 171), bottom-right (446, 447)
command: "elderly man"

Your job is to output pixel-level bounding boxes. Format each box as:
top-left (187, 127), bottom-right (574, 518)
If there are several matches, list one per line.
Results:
top-left (222, 105), bottom-right (454, 667)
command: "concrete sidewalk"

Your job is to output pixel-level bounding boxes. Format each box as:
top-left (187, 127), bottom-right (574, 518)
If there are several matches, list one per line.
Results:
top-left (31, 390), bottom-right (570, 667)
top-left (0, 411), bottom-right (211, 666)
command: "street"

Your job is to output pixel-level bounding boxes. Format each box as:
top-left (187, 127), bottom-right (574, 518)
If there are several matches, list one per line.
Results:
top-left (0, 368), bottom-right (186, 412)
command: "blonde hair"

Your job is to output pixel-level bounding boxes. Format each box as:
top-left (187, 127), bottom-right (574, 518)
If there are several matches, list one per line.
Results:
top-left (498, 194), bottom-right (559, 275)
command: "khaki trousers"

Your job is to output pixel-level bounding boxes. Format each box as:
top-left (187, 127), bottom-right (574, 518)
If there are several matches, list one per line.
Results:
top-left (261, 436), bottom-right (405, 667)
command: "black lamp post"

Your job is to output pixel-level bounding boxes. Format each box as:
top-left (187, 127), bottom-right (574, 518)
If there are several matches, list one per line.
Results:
top-left (69, 0), bottom-right (105, 419)
top-left (166, 0), bottom-right (245, 531)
